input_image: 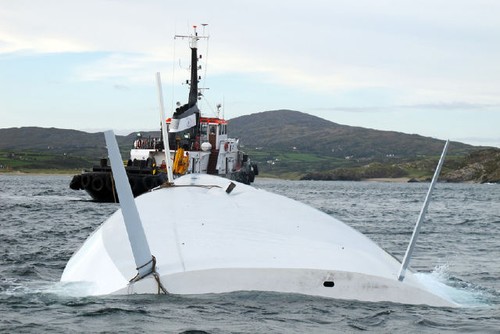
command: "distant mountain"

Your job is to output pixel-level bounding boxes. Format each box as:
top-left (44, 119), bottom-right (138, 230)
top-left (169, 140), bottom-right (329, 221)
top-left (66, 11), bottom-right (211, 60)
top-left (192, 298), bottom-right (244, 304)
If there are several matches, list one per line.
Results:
top-left (229, 110), bottom-right (475, 159)
top-left (1, 110), bottom-right (497, 182)
top-left (0, 111), bottom-right (477, 158)
top-left (0, 127), bottom-right (159, 158)
top-left (0, 127), bottom-right (106, 152)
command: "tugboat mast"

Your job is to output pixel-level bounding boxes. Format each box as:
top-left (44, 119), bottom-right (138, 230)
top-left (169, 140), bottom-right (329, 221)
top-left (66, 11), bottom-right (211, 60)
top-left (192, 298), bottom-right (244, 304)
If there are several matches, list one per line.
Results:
top-left (175, 25), bottom-right (209, 107)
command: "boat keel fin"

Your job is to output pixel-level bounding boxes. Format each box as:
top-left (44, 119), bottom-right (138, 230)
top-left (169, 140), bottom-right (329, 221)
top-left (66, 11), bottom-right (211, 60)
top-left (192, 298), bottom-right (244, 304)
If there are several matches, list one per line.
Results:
top-left (398, 140), bottom-right (450, 281)
top-left (104, 130), bottom-right (166, 291)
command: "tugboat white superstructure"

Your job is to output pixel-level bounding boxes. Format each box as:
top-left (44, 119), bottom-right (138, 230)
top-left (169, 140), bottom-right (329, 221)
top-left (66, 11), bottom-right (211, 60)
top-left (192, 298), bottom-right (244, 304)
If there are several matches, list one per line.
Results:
top-left (132, 26), bottom-right (257, 183)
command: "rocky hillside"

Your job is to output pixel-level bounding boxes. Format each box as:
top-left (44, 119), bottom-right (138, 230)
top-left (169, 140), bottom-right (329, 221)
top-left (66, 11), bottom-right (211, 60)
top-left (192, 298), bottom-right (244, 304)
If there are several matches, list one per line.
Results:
top-left (443, 148), bottom-right (500, 183)
top-left (300, 148), bottom-right (500, 183)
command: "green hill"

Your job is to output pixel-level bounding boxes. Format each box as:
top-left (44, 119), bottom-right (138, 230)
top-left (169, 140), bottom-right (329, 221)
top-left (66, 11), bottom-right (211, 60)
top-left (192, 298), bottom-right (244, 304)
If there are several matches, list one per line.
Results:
top-left (228, 110), bottom-right (493, 180)
top-left (229, 110), bottom-right (474, 158)
top-left (0, 127), bottom-right (159, 172)
top-left (1, 110), bottom-right (498, 182)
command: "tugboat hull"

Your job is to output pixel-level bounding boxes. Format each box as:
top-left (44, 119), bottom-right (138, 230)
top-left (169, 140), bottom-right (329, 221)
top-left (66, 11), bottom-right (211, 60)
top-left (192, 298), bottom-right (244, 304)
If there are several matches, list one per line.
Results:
top-left (70, 170), bottom-right (168, 202)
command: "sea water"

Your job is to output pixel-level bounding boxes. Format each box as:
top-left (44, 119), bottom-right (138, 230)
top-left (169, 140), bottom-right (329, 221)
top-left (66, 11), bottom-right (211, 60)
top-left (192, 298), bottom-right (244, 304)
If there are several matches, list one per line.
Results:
top-left (1, 174), bottom-right (499, 333)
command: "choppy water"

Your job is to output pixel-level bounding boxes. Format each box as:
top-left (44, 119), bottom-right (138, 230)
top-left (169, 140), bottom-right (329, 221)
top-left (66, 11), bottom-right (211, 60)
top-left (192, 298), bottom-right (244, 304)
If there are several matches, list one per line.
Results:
top-left (1, 174), bottom-right (499, 333)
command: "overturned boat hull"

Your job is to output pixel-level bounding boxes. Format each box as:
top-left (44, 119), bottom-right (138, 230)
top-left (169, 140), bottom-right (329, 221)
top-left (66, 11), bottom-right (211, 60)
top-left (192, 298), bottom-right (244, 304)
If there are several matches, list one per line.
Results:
top-left (61, 174), bottom-right (456, 307)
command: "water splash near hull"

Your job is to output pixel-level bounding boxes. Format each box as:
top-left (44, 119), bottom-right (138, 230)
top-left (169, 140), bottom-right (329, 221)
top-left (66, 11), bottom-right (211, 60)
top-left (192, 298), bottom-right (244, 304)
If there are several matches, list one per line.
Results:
top-left (415, 264), bottom-right (496, 307)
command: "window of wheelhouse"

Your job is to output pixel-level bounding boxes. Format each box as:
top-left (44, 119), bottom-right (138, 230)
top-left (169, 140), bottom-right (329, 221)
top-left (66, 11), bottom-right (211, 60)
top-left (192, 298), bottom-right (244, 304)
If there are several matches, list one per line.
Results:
top-left (200, 123), bottom-right (218, 147)
top-left (200, 123), bottom-right (208, 143)
top-left (209, 125), bottom-right (217, 136)
top-left (168, 127), bottom-right (198, 150)
top-left (219, 123), bottom-right (227, 135)
top-left (208, 124), bottom-right (217, 148)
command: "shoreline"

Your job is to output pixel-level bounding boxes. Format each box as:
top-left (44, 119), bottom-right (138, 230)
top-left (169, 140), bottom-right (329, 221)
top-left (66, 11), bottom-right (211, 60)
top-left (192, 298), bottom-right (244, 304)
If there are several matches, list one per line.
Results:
top-left (1, 171), bottom-right (412, 183)
top-left (0, 170), bottom-right (78, 176)
top-left (363, 177), bottom-right (412, 183)
top-left (0, 171), bottom-right (487, 184)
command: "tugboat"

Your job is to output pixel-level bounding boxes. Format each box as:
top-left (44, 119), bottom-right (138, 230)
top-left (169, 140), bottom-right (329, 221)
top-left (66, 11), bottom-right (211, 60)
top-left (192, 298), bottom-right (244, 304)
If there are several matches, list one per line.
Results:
top-left (69, 26), bottom-right (258, 202)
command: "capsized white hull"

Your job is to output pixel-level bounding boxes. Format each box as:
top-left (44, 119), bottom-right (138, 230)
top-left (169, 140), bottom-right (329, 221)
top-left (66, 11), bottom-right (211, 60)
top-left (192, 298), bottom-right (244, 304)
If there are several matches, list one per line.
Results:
top-left (61, 174), bottom-right (457, 307)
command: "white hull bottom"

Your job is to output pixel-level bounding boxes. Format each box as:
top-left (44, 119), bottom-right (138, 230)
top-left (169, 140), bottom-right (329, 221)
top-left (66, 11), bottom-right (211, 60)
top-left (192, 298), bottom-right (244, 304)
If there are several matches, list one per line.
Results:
top-left (61, 174), bottom-right (457, 307)
top-left (125, 268), bottom-right (455, 307)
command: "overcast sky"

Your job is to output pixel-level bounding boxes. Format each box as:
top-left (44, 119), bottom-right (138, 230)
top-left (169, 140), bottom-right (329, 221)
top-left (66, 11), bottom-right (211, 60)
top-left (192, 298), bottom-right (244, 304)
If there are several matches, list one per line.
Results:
top-left (1, 0), bottom-right (499, 147)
